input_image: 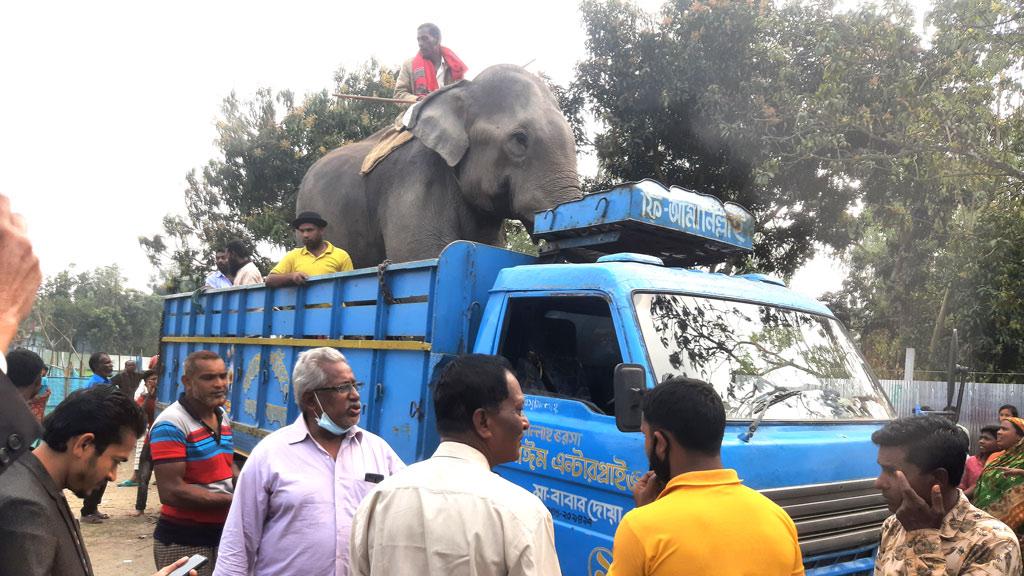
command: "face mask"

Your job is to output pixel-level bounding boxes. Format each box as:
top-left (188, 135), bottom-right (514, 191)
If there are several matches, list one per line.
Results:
top-left (314, 392), bottom-right (351, 437)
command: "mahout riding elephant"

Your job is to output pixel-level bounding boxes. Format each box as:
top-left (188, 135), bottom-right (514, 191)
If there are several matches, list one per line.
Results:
top-left (296, 64), bottom-right (582, 268)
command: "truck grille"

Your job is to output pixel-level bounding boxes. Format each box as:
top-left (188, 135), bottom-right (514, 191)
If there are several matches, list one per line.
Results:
top-left (762, 478), bottom-right (888, 565)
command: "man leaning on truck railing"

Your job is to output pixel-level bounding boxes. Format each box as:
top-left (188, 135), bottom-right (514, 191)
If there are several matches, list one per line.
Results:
top-left (606, 377), bottom-right (805, 576)
top-left (265, 212), bottom-right (354, 288)
top-left (227, 240), bottom-right (262, 286)
top-left (872, 415), bottom-right (1021, 575)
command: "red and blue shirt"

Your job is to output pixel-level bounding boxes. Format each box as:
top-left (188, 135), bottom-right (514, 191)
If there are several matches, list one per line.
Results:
top-left (150, 398), bottom-right (234, 545)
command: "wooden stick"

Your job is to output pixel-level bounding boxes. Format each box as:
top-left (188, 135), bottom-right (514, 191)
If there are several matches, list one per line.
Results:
top-left (333, 93), bottom-right (412, 105)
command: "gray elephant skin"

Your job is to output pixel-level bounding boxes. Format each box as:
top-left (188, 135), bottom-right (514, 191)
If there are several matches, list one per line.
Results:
top-left (296, 64), bottom-right (582, 268)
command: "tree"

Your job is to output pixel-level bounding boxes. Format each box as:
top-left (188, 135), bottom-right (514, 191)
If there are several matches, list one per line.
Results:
top-left (573, 0), bottom-right (1024, 375)
top-left (942, 195), bottom-right (1024, 379)
top-left (23, 266), bottom-right (163, 356)
top-left (570, 0), bottom-right (1024, 277)
top-left (823, 0), bottom-right (1024, 373)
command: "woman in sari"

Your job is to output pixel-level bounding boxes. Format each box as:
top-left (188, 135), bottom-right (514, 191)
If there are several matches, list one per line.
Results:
top-left (973, 417), bottom-right (1024, 537)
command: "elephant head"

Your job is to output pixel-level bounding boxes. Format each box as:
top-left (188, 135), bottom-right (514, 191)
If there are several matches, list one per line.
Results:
top-left (406, 65), bottom-right (582, 231)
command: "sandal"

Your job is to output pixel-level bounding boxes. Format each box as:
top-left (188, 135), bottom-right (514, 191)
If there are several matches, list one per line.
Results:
top-left (81, 514), bottom-right (104, 524)
top-left (118, 479), bottom-right (139, 487)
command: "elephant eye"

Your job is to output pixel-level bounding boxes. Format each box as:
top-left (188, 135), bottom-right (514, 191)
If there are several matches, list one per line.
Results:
top-left (510, 130), bottom-right (529, 149)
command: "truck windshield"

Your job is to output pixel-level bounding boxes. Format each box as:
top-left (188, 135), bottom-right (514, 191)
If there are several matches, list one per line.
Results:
top-left (634, 292), bottom-right (892, 421)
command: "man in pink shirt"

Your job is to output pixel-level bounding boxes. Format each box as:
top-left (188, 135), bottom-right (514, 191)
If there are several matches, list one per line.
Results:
top-left (214, 348), bottom-right (404, 576)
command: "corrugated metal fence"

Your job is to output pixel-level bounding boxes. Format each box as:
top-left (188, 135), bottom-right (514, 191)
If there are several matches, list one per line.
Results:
top-left (879, 379), bottom-right (1024, 449)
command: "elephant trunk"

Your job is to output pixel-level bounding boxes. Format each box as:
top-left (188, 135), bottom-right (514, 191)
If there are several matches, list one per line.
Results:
top-left (514, 170), bottom-right (582, 232)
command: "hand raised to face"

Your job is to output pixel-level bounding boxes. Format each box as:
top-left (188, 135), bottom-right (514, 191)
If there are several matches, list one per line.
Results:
top-left (893, 470), bottom-right (946, 531)
top-left (0, 194), bottom-right (41, 354)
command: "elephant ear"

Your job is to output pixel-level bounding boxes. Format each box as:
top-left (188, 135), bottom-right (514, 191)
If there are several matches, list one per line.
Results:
top-left (407, 80), bottom-right (470, 168)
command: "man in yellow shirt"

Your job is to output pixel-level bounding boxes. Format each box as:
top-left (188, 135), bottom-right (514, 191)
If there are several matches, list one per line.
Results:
top-left (608, 378), bottom-right (804, 576)
top-left (266, 212), bottom-right (354, 287)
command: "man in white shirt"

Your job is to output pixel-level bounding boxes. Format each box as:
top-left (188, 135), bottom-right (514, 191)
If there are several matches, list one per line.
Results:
top-left (350, 354), bottom-right (561, 576)
top-left (204, 249), bottom-right (234, 289)
top-left (226, 239), bottom-right (263, 286)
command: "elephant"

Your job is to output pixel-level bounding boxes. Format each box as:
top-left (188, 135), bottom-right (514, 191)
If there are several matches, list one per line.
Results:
top-left (295, 64), bottom-right (582, 268)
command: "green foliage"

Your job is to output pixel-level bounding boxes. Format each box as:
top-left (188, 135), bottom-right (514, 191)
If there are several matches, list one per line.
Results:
top-left (572, 0), bottom-right (1024, 273)
top-left (572, 0), bottom-right (865, 274)
top-left (142, 60), bottom-right (402, 292)
top-left (820, 0), bottom-right (1024, 373)
top-left (503, 220), bottom-right (542, 256)
top-left (24, 266), bottom-right (162, 356)
top-left (936, 195), bottom-right (1024, 379)
top-left (575, 0), bottom-right (1024, 376)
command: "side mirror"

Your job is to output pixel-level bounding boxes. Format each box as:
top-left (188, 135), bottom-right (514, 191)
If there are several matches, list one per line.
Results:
top-left (613, 363), bottom-right (646, 432)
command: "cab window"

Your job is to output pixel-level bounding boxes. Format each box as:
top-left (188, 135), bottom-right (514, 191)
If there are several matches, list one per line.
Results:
top-left (498, 296), bottom-right (623, 415)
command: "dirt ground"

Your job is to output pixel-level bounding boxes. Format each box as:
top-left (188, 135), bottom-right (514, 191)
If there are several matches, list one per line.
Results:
top-left (65, 457), bottom-right (163, 576)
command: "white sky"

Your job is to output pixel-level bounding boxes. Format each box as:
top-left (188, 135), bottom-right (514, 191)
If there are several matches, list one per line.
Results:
top-left (2, 0), bottom-right (897, 299)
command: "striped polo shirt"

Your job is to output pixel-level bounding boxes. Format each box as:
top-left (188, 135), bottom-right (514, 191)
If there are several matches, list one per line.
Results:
top-left (150, 397), bottom-right (234, 545)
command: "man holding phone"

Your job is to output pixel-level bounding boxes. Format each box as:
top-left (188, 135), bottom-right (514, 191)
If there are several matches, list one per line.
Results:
top-left (151, 350), bottom-right (237, 576)
top-left (0, 385), bottom-right (201, 576)
top-left (0, 194), bottom-right (198, 576)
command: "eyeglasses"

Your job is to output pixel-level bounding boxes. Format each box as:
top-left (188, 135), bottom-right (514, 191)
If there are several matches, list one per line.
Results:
top-left (314, 381), bottom-right (364, 395)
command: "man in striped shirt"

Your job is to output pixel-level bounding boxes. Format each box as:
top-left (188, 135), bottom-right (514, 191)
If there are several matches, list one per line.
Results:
top-left (151, 350), bottom-right (237, 576)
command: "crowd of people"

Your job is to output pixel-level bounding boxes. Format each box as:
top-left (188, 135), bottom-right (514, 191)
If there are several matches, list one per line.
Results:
top-left (9, 339), bottom-right (1024, 576)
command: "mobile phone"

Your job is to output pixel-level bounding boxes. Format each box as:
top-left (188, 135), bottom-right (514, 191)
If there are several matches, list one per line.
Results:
top-left (167, 554), bottom-right (208, 576)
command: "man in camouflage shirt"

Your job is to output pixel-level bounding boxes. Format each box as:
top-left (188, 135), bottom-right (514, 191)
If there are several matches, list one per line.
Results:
top-left (872, 415), bottom-right (1021, 575)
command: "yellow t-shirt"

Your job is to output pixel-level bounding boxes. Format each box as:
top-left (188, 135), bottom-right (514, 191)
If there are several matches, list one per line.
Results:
top-left (270, 241), bottom-right (354, 277)
top-left (608, 468), bottom-right (804, 576)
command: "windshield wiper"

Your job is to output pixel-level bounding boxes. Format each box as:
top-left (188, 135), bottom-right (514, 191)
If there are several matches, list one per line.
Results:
top-left (737, 389), bottom-right (804, 443)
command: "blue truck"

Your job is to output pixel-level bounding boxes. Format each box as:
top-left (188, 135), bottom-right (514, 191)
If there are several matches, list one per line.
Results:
top-left (158, 180), bottom-right (893, 575)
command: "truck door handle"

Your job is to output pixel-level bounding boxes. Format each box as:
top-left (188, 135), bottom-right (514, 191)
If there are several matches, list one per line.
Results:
top-left (409, 401), bottom-right (424, 419)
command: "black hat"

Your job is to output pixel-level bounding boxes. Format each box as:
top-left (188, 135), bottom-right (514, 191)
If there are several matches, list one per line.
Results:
top-left (291, 211), bottom-right (328, 229)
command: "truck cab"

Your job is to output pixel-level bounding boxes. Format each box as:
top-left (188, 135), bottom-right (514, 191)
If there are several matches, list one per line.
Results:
top-left (477, 181), bottom-right (892, 575)
top-left (158, 180), bottom-right (891, 576)
top-left (476, 257), bottom-right (889, 575)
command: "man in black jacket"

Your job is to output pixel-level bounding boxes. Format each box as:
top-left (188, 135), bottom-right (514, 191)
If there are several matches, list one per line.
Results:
top-left (0, 193), bottom-right (200, 576)
top-left (0, 386), bottom-right (146, 575)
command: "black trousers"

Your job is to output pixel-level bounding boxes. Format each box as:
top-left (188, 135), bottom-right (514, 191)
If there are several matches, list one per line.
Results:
top-left (81, 480), bottom-right (107, 516)
top-left (135, 440), bottom-right (153, 511)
